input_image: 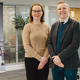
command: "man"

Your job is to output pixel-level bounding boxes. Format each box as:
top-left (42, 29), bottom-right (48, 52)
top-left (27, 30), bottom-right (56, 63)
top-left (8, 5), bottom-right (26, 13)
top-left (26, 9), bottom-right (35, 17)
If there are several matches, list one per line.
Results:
top-left (47, 1), bottom-right (79, 80)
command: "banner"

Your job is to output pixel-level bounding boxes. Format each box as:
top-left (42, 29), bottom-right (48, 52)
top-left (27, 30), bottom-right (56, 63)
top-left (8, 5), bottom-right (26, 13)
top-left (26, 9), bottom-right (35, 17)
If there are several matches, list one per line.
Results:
top-left (0, 2), bottom-right (5, 73)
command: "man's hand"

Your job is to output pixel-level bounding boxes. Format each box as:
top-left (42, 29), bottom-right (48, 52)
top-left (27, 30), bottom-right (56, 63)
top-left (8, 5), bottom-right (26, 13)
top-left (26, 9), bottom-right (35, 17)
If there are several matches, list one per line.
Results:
top-left (52, 56), bottom-right (64, 68)
top-left (57, 62), bottom-right (64, 68)
top-left (52, 56), bottom-right (61, 64)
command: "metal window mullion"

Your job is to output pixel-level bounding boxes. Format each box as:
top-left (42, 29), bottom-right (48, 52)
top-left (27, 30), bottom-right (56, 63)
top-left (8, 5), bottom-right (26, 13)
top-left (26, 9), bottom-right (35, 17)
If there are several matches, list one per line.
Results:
top-left (15, 5), bottom-right (18, 63)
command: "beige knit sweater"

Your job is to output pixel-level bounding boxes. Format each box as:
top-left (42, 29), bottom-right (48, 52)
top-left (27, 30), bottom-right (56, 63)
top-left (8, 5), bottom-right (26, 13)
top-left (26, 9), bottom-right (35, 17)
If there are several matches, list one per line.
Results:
top-left (22, 23), bottom-right (50, 61)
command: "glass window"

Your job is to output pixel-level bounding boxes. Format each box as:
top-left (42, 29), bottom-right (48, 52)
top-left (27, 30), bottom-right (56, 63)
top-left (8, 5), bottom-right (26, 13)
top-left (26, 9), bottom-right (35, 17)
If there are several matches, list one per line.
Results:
top-left (48, 6), bottom-right (59, 26)
top-left (17, 6), bottom-right (30, 62)
top-left (3, 6), bottom-right (16, 63)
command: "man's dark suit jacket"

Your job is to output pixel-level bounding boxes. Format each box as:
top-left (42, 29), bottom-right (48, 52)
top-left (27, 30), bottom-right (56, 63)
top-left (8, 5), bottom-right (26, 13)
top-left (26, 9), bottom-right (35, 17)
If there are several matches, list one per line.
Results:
top-left (47, 17), bottom-right (79, 70)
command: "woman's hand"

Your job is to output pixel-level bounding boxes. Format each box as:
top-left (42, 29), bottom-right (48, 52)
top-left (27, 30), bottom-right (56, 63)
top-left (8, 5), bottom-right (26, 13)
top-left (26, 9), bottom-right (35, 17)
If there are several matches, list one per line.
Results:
top-left (40, 57), bottom-right (48, 65)
top-left (37, 62), bottom-right (44, 70)
top-left (37, 57), bottom-right (48, 70)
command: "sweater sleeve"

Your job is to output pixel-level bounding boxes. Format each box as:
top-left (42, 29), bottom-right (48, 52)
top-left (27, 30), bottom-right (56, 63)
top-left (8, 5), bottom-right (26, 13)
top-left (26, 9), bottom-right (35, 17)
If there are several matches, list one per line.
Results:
top-left (22, 24), bottom-right (42, 61)
top-left (43, 25), bottom-right (51, 58)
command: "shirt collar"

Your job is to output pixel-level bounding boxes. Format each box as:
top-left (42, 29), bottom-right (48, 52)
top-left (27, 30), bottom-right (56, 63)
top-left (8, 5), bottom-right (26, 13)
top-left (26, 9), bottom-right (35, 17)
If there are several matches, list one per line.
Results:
top-left (60, 17), bottom-right (69, 24)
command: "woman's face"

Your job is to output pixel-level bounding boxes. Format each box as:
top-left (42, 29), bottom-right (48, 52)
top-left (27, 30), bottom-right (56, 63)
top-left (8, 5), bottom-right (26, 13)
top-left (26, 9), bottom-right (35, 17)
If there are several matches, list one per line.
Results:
top-left (32, 5), bottom-right (43, 21)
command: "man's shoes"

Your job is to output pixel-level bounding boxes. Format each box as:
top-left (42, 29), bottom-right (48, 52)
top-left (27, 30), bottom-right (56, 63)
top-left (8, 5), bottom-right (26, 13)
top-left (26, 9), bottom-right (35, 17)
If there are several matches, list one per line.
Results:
top-left (77, 75), bottom-right (79, 79)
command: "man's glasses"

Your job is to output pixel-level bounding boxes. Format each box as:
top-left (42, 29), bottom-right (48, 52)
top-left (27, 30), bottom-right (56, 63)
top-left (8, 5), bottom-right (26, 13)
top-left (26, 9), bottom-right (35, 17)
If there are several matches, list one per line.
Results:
top-left (32, 10), bottom-right (42, 13)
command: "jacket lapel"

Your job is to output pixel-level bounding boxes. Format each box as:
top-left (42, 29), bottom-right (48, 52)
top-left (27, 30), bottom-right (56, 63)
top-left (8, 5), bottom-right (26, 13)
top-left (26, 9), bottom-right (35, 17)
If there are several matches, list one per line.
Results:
top-left (60, 18), bottom-right (72, 44)
top-left (54, 21), bottom-right (60, 52)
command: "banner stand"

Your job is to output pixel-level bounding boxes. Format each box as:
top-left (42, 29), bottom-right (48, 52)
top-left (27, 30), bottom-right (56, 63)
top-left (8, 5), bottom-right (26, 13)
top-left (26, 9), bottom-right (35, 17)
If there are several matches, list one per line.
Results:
top-left (0, 66), bottom-right (6, 73)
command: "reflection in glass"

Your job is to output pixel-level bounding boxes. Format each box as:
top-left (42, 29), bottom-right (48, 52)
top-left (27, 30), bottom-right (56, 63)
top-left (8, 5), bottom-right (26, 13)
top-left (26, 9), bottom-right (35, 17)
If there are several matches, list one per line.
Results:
top-left (48, 6), bottom-right (59, 26)
top-left (3, 6), bottom-right (16, 63)
top-left (17, 6), bottom-right (30, 62)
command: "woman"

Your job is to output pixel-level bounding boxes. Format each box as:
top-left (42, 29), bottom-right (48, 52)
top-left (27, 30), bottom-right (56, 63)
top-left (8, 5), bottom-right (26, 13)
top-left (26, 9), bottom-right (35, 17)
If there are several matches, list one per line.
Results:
top-left (22, 3), bottom-right (50, 80)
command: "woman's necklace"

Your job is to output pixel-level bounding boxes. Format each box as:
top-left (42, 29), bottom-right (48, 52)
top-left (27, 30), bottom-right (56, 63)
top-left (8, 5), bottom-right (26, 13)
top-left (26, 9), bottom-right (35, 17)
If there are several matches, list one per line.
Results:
top-left (32, 22), bottom-right (42, 31)
top-left (37, 29), bottom-right (38, 31)
top-left (36, 25), bottom-right (40, 31)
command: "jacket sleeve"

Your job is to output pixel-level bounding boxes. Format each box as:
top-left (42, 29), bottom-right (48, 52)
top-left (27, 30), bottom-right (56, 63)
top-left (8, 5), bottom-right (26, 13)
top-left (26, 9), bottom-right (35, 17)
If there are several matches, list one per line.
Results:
top-left (47, 25), bottom-right (56, 59)
top-left (58, 22), bottom-right (79, 62)
top-left (22, 24), bottom-right (42, 61)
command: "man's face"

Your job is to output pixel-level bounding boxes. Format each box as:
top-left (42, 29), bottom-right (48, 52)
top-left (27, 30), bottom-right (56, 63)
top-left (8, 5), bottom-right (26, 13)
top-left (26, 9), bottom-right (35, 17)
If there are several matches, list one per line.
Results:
top-left (56, 3), bottom-right (70, 20)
